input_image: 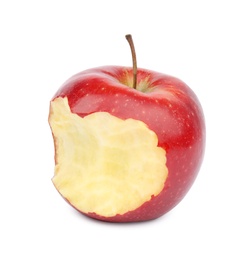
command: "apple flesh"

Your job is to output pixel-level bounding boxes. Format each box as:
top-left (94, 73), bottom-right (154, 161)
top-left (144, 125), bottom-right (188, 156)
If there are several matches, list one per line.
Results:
top-left (48, 66), bottom-right (205, 222)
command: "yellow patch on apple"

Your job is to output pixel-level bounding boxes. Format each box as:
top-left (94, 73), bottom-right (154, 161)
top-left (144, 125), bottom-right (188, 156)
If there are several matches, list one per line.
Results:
top-left (49, 97), bottom-right (168, 217)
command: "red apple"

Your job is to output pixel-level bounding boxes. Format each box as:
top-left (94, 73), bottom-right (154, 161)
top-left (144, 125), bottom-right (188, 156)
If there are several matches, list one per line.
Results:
top-left (48, 35), bottom-right (205, 222)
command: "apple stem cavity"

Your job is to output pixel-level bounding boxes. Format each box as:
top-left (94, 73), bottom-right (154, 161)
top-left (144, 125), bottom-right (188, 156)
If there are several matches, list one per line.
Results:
top-left (125, 34), bottom-right (137, 89)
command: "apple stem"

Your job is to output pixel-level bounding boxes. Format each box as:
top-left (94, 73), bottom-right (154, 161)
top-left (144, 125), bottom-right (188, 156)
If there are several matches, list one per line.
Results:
top-left (125, 34), bottom-right (137, 89)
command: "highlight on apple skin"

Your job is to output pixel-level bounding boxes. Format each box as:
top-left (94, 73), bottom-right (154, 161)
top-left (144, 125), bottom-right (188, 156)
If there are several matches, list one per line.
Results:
top-left (48, 35), bottom-right (206, 222)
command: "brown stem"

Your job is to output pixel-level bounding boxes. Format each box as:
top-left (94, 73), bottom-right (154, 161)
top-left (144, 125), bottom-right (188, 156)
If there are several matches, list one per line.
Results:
top-left (125, 34), bottom-right (137, 89)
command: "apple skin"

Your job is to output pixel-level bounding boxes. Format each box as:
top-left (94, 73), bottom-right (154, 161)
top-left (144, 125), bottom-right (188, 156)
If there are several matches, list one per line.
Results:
top-left (50, 65), bottom-right (205, 222)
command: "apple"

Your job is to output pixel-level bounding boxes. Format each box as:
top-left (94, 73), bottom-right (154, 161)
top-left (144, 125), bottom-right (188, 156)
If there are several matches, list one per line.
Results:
top-left (48, 35), bottom-right (205, 222)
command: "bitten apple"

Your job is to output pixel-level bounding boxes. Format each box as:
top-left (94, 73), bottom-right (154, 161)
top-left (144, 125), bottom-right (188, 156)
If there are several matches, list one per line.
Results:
top-left (48, 35), bottom-right (205, 222)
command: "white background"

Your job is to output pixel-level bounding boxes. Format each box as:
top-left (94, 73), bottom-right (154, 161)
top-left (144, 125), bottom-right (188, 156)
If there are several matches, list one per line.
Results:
top-left (1, 0), bottom-right (246, 259)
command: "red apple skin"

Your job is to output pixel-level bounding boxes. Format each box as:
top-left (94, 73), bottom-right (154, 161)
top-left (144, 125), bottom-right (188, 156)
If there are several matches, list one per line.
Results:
top-left (51, 66), bottom-right (206, 222)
